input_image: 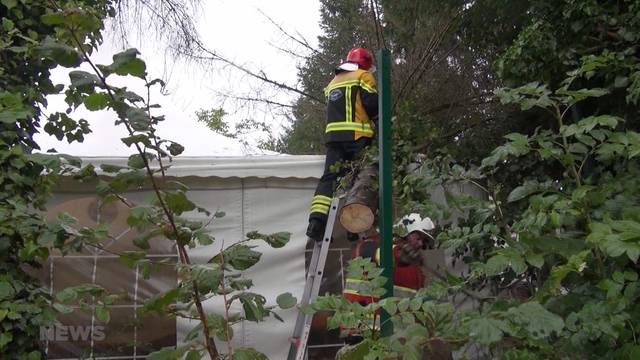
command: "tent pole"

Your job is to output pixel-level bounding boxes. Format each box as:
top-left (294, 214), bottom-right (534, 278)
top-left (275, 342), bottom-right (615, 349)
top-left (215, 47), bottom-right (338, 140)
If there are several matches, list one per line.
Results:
top-left (377, 49), bottom-right (393, 337)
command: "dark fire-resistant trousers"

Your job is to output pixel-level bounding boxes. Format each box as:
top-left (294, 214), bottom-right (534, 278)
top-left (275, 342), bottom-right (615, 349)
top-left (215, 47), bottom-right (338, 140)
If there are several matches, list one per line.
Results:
top-left (308, 138), bottom-right (371, 223)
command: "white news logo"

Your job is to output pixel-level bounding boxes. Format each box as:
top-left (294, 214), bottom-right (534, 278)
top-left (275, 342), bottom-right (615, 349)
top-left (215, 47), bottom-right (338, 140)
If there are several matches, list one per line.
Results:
top-left (40, 325), bottom-right (106, 342)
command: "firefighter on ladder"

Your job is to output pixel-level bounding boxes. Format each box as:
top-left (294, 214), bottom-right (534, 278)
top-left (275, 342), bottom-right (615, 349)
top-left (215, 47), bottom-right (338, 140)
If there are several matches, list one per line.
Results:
top-left (306, 47), bottom-right (379, 242)
top-left (342, 213), bottom-right (435, 344)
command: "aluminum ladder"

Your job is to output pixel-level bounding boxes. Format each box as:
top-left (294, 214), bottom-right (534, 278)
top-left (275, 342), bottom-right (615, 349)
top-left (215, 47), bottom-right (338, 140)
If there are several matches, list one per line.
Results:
top-left (287, 197), bottom-right (341, 360)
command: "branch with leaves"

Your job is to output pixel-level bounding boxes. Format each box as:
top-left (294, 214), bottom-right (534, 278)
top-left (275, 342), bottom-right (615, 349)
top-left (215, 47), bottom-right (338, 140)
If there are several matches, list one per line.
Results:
top-left (27, 3), bottom-right (300, 358)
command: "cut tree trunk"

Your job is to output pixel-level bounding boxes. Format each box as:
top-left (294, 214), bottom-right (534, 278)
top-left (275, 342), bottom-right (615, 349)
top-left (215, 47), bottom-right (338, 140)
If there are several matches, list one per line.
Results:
top-left (339, 165), bottom-right (378, 233)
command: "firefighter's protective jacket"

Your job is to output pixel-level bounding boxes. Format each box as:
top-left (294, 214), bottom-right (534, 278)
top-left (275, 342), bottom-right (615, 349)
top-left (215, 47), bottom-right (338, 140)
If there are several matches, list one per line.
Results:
top-left (324, 67), bottom-right (378, 143)
top-left (343, 238), bottom-right (424, 305)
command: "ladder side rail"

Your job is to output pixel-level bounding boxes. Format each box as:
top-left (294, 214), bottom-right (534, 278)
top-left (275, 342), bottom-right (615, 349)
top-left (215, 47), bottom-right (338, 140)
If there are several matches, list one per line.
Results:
top-left (287, 197), bottom-right (341, 360)
top-left (293, 198), bottom-right (340, 360)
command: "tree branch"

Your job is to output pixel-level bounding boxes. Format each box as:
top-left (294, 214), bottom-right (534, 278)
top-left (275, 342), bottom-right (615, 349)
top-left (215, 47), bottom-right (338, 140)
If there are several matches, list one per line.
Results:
top-left (258, 9), bottom-right (330, 66)
top-left (185, 40), bottom-right (325, 104)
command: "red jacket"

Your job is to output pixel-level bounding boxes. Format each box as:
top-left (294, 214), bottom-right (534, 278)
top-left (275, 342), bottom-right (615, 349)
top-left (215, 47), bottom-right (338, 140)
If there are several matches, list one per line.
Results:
top-left (343, 238), bottom-right (425, 304)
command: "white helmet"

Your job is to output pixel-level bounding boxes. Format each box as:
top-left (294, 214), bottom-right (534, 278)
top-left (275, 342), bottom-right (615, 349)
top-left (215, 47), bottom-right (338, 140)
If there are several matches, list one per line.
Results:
top-left (399, 213), bottom-right (434, 235)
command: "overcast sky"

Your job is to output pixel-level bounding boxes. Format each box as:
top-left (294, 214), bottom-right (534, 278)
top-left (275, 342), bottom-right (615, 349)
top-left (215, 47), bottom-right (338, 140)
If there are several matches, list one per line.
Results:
top-left (34, 0), bottom-right (321, 156)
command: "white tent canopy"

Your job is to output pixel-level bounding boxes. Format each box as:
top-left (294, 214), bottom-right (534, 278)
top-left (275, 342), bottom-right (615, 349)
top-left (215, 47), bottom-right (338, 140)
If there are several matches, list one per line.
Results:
top-left (81, 155), bottom-right (325, 179)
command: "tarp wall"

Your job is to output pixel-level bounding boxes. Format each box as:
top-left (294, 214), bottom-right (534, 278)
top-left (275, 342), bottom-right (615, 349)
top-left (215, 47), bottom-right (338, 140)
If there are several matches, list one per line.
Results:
top-left (44, 156), bottom-right (324, 359)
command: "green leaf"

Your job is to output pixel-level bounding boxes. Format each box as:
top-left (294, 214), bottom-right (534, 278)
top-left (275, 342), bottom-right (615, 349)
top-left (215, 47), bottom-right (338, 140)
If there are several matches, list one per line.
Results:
top-left (468, 317), bottom-right (507, 345)
top-left (119, 91), bottom-right (144, 103)
top-left (127, 154), bottom-right (146, 169)
top-left (588, 221), bottom-right (640, 261)
top-left (615, 76), bottom-right (630, 88)
top-left (37, 37), bottom-right (82, 67)
top-left (1, 0), bottom-right (17, 9)
top-left (229, 278), bottom-right (253, 290)
top-left (236, 292), bottom-right (268, 322)
top-left (126, 108), bottom-right (149, 131)
top-left (569, 142), bottom-right (589, 154)
top-left (42, 8), bottom-right (101, 32)
top-left (99, 164), bottom-right (126, 173)
top-left (538, 250), bottom-right (589, 298)
top-left (185, 350), bottom-right (201, 360)
top-left (193, 228), bottom-right (214, 245)
top-left (276, 292), bottom-right (297, 309)
top-left (110, 48), bottom-right (146, 78)
top-left (95, 304), bottom-right (110, 323)
top-left (0, 109), bottom-right (32, 124)
top-left (506, 302), bottom-right (564, 339)
top-left (127, 205), bottom-right (157, 226)
top-left (69, 70), bottom-right (101, 88)
top-left (40, 13), bottom-right (66, 25)
top-left (164, 191), bottom-right (196, 215)
top-left (83, 93), bottom-right (109, 111)
top-left (232, 348), bottom-right (268, 360)
top-left (0, 332), bottom-right (13, 349)
top-left (53, 303), bottom-right (74, 314)
top-left (482, 255), bottom-right (508, 276)
top-left (121, 134), bottom-right (152, 147)
top-left (147, 345), bottom-right (189, 360)
top-left (0, 281), bottom-right (15, 300)
top-left (507, 181), bottom-right (542, 202)
top-left (335, 338), bottom-right (376, 360)
top-left (264, 232), bottom-right (291, 248)
top-left (142, 288), bottom-right (180, 315)
top-left (2, 18), bottom-right (14, 31)
top-left (56, 287), bottom-right (77, 302)
top-left (558, 88), bottom-right (609, 105)
top-left (526, 252), bottom-right (545, 268)
top-left (604, 239), bottom-right (640, 262)
top-left (133, 235), bottom-right (151, 250)
top-left (218, 244), bottom-right (262, 270)
top-left (192, 264), bottom-right (223, 294)
top-left (167, 142), bottom-right (184, 156)
top-left (118, 251), bottom-right (146, 268)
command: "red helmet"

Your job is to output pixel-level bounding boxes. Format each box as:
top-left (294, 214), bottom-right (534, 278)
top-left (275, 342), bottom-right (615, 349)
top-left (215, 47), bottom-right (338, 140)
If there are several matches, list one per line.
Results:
top-left (346, 47), bottom-right (373, 70)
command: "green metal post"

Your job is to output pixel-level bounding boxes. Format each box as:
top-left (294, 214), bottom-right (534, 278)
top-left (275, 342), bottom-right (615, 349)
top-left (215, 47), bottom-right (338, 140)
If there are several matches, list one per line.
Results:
top-left (377, 49), bottom-right (393, 337)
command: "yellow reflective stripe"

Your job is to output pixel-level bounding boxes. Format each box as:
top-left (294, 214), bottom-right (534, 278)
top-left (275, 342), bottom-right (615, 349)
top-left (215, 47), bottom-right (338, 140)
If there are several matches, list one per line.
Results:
top-left (360, 80), bottom-right (376, 93)
top-left (393, 285), bottom-right (417, 298)
top-left (375, 244), bottom-right (397, 264)
top-left (346, 278), bottom-right (366, 284)
top-left (346, 280), bottom-right (417, 298)
top-left (324, 80), bottom-right (361, 96)
top-left (313, 195), bottom-right (332, 202)
top-left (342, 289), bottom-right (360, 296)
top-left (310, 204), bottom-right (330, 214)
top-left (346, 87), bottom-right (352, 123)
top-left (325, 122), bottom-right (374, 134)
top-left (324, 79), bottom-right (376, 96)
top-left (311, 195), bottom-right (332, 206)
top-left (394, 284), bottom-right (417, 292)
top-left (344, 282), bottom-right (374, 297)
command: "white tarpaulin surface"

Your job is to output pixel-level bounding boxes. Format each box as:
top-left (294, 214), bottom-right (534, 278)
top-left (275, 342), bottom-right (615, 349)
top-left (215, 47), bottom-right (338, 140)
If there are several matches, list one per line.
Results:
top-left (80, 155), bottom-right (325, 179)
top-left (178, 178), bottom-right (319, 359)
top-left (47, 155), bottom-right (324, 359)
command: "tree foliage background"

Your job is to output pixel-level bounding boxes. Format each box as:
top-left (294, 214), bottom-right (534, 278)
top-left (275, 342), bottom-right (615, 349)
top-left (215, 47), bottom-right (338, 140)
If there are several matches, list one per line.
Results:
top-left (290, 0), bottom-right (640, 359)
top-left (3, 0), bottom-right (640, 358)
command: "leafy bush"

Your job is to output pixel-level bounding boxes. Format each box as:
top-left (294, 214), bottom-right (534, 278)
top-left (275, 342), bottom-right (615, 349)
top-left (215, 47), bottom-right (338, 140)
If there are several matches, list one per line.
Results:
top-left (312, 1), bottom-right (640, 359)
top-left (1, 1), bottom-right (296, 358)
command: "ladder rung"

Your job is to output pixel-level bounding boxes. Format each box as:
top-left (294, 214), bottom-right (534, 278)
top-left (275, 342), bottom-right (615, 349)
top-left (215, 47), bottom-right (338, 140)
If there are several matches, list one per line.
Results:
top-left (287, 197), bottom-right (341, 360)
